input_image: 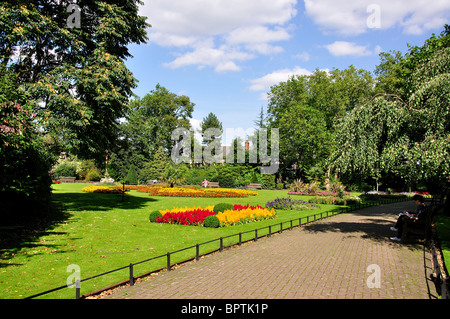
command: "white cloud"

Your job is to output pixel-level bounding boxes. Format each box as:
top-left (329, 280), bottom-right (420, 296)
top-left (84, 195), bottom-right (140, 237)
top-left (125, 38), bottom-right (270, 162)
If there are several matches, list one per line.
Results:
top-left (248, 66), bottom-right (313, 99)
top-left (225, 26), bottom-right (291, 45)
top-left (294, 51), bottom-right (310, 61)
top-left (163, 41), bottom-right (255, 72)
top-left (140, 0), bottom-right (298, 72)
top-left (304, 0), bottom-right (450, 36)
top-left (324, 41), bottom-right (373, 57)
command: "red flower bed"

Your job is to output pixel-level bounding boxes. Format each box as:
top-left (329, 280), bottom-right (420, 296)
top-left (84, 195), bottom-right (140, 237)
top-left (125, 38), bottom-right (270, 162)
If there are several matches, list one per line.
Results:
top-left (233, 204), bottom-right (264, 211)
top-left (155, 209), bottom-right (216, 226)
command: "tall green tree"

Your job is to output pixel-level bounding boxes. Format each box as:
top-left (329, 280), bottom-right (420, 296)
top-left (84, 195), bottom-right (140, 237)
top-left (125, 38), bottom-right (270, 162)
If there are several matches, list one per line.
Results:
top-left (375, 24), bottom-right (450, 102)
top-left (120, 84), bottom-right (194, 162)
top-left (333, 26), bottom-right (450, 194)
top-left (0, 67), bottom-right (55, 222)
top-left (140, 146), bottom-right (169, 182)
top-left (330, 95), bottom-right (409, 191)
top-left (266, 66), bottom-right (375, 180)
top-left (0, 1), bottom-right (149, 160)
top-left (200, 112), bottom-right (223, 145)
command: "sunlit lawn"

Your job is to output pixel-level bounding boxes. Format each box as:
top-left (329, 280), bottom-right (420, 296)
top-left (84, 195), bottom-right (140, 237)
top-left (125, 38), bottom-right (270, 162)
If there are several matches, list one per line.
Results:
top-left (0, 183), bottom-right (347, 299)
top-left (436, 215), bottom-right (450, 272)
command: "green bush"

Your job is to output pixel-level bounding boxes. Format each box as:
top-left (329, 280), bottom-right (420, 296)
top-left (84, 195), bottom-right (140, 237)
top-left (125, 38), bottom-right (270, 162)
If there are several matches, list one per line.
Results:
top-left (1, 90), bottom-right (54, 223)
top-left (55, 162), bottom-right (77, 178)
top-left (203, 215), bottom-right (220, 228)
top-left (149, 211), bottom-right (162, 222)
top-left (308, 196), bottom-right (346, 205)
top-left (262, 174), bottom-right (276, 189)
top-left (307, 196), bottom-right (362, 205)
top-left (85, 169), bottom-right (102, 181)
top-left (126, 165), bottom-right (138, 185)
top-left (213, 203), bottom-right (234, 214)
top-left (276, 183), bottom-right (284, 189)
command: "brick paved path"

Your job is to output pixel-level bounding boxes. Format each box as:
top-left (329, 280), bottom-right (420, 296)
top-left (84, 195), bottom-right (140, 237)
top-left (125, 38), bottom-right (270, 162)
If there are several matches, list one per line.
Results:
top-left (105, 202), bottom-right (436, 299)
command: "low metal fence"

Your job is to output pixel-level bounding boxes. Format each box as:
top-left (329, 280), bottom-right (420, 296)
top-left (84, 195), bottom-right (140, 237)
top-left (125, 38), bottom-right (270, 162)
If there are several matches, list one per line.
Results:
top-left (25, 198), bottom-right (408, 299)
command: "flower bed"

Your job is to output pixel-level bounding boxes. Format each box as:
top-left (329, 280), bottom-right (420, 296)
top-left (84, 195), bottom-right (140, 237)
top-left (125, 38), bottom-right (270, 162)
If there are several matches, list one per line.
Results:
top-left (160, 205), bottom-right (215, 215)
top-left (81, 185), bottom-right (126, 194)
top-left (152, 204), bottom-right (276, 227)
top-left (307, 195), bottom-right (362, 205)
top-left (81, 185), bottom-right (258, 198)
top-left (142, 186), bottom-right (258, 198)
top-left (155, 209), bottom-right (216, 226)
top-left (216, 205), bottom-right (276, 227)
top-left (265, 197), bottom-right (320, 210)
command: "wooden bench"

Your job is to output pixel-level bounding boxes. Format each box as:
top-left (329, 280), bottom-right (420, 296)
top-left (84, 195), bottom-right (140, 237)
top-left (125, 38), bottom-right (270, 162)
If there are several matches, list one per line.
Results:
top-left (402, 203), bottom-right (437, 243)
top-left (246, 183), bottom-right (262, 190)
top-left (205, 182), bottom-right (220, 188)
top-left (59, 177), bottom-right (76, 183)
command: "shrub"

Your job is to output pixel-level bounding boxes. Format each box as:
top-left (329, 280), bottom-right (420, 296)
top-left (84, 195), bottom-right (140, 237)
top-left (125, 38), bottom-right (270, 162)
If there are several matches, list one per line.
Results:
top-left (85, 169), bottom-right (102, 181)
top-left (55, 162), bottom-right (77, 178)
top-left (265, 197), bottom-right (320, 210)
top-left (289, 179), bottom-right (320, 193)
top-left (329, 180), bottom-right (344, 193)
top-left (126, 165), bottom-right (138, 185)
top-left (149, 211), bottom-right (162, 222)
top-left (262, 174), bottom-right (275, 189)
top-left (203, 215), bottom-right (220, 228)
top-left (276, 183), bottom-right (284, 189)
top-left (307, 196), bottom-right (362, 205)
top-left (213, 203), bottom-right (234, 214)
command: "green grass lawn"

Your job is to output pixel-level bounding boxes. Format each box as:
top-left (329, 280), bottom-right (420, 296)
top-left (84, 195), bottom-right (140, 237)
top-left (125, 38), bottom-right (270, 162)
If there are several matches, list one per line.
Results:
top-left (1, 183), bottom-right (346, 299)
top-left (436, 214), bottom-right (450, 274)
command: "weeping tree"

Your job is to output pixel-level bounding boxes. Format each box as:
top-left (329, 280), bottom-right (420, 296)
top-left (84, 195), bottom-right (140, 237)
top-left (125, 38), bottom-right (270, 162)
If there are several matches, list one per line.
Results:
top-left (330, 94), bottom-right (409, 191)
top-left (331, 46), bottom-right (450, 197)
top-left (406, 46), bottom-right (450, 193)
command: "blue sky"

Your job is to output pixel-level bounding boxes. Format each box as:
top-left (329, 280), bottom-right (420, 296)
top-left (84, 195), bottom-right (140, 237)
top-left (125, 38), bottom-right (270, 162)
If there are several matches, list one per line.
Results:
top-left (125, 0), bottom-right (450, 145)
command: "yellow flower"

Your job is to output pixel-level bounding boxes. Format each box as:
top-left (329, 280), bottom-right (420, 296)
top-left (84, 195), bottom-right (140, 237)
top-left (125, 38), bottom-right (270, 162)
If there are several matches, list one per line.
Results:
top-left (216, 207), bottom-right (276, 227)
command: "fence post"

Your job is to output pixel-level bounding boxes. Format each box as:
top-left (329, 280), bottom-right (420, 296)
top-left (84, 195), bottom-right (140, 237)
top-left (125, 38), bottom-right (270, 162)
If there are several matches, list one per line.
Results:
top-left (75, 280), bottom-right (81, 299)
top-left (239, 233), bottom-right (242, 246)
top-left (255, 229), bottom-right (258, 241)
top-left (280, 222), bottom-right (283, 233)
top-left (129, 263), bottom-right (134, 286)
top-left (220, 237), bottom-right (223, 252)
top-left (269, 226), bottom-right (272, 237)
top-left (290, 220), bottom-right (293, 230)
top-left (167, 252), bottom-right (171, 271)
top-left (196, 244), bottom-right (200, 261)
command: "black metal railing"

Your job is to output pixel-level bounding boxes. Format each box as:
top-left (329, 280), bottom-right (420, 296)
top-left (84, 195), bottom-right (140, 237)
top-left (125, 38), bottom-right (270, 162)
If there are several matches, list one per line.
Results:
top-left (25, 197), bottom-right (409, 299)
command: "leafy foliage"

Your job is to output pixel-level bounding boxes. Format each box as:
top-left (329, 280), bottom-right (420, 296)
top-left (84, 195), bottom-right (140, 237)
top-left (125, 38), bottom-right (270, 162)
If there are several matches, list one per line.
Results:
top-left (212, 203), bottom-right (234, 214)
top-left (266, 66), bottom-right (375, 180)
top-left (203, 215), bottom-right (220, 228)
top-left (149, 211), bottom-right (162, 223)
top-left (333, 26), bottom-right (450, 192)
top-left (1, 0), bottom-right (149, 159)
top-left (0, 70), bottom-right (54, 222)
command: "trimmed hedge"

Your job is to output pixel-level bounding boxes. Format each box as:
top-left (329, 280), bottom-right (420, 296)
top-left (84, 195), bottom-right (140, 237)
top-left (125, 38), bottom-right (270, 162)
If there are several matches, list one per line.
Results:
top-left (149, 211), bottom-right (162, 222)
top-left (213, 203), bottom-right (234, 214)
top-left (203, 215), bottom-right (220, 228)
